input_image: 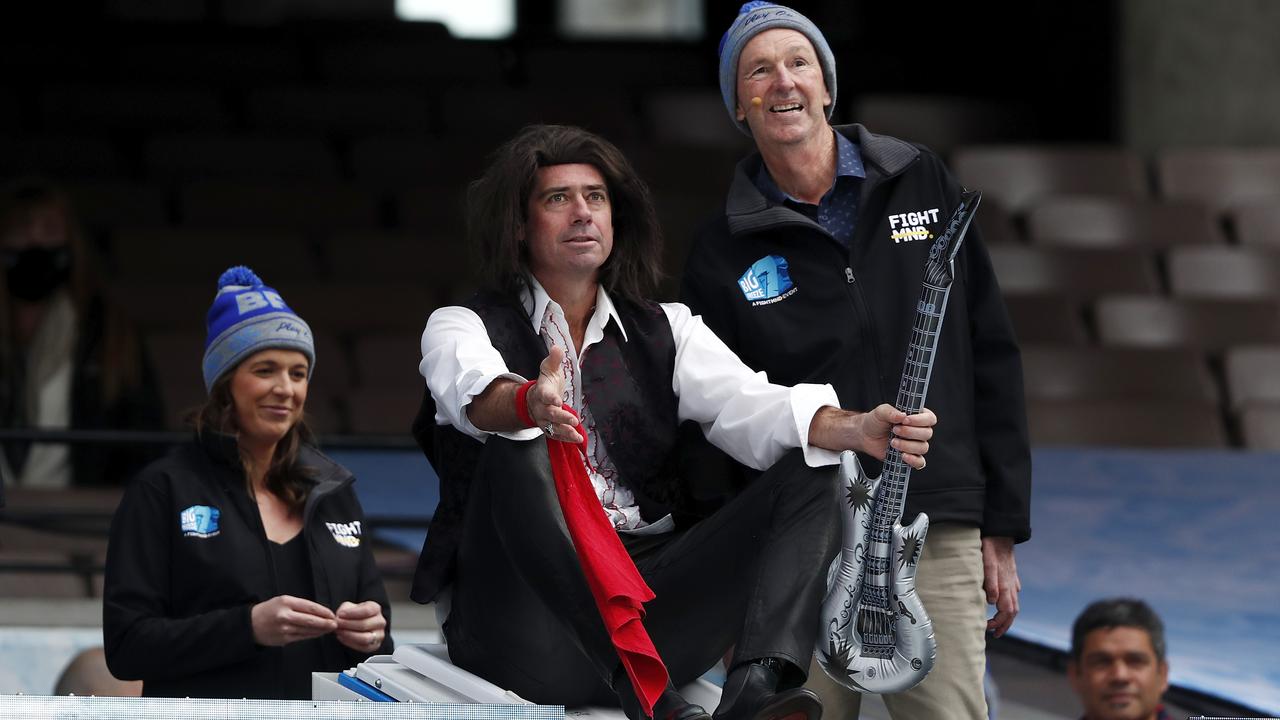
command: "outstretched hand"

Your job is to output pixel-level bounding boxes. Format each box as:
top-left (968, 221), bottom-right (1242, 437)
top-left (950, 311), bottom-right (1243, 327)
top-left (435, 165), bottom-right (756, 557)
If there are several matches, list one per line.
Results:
top-left (525, 345), bottom-right (582, 443)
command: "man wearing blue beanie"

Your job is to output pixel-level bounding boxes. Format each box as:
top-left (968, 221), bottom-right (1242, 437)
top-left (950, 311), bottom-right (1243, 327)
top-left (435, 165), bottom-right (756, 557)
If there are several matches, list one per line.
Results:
top-left (682, 4), bottom-right (1031, 719)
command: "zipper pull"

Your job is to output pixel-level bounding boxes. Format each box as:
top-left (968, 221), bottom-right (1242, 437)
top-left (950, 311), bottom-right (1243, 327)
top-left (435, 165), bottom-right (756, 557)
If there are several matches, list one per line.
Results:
top-left (845, 267), bottom-right (855, 284)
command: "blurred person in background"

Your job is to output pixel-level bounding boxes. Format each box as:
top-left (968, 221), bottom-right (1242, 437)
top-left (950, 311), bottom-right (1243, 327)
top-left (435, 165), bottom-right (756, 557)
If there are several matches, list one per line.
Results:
top-left (53, 646), bottom-right (142, 697)
top-left (103, 267), bottom-right (391, 699)
top-left (1068, 598), bottom-right (1171, 720)
top-left (0, 178), bottom-right (163, 491)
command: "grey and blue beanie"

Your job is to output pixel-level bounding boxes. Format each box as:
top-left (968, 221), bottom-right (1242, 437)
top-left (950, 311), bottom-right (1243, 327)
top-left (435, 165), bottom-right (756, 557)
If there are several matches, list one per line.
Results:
top-left (202, 266), bottom-right (315, 392)
top-left (717, 1), bottom-right (838, 136)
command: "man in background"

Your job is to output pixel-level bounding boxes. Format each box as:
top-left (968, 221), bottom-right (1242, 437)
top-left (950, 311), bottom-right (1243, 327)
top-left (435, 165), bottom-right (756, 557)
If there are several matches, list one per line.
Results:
top-left (1068, 598), bottom-right (1171, 720)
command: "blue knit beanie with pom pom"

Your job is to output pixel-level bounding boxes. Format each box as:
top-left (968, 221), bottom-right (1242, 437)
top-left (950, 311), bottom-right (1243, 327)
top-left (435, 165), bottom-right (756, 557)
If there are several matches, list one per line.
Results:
top-left (201, 266), bottom-right (315, 392)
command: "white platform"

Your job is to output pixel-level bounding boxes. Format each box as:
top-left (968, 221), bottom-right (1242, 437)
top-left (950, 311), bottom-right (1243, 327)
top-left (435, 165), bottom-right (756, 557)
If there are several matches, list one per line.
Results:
top-left (317, 643), bottom-right (723, 719)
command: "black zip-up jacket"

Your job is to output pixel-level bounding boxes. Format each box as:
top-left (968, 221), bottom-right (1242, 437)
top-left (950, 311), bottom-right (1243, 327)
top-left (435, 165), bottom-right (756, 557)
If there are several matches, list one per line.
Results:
top-left (103, 433), bottom-right (392, 699)
top-left (682, 124), bottom-right (1031, 542)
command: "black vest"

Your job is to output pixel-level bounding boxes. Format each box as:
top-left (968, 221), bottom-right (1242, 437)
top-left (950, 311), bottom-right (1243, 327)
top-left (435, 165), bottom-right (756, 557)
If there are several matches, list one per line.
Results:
top-left (410, 290), bottom-right (681, 603)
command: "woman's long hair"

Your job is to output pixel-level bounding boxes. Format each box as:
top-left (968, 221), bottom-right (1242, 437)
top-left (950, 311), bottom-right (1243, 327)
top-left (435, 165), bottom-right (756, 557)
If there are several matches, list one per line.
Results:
top-left (466, 124), bottom-right (665, 303)
top-left (191, 372), bottom-right (315, 511)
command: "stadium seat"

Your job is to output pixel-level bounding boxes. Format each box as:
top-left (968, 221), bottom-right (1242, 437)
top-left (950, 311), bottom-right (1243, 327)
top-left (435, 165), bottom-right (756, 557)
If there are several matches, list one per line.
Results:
top-left (1027, 196), bottom-right (1224, 248)
top-left (146, 135), bottom-right (340, 181)
top-left (143, 331), bottom-right (205, 428)
top-left (322, 232), bottom-right (477, 302)
top-left (436, 87), bottom-right (637, 144)
top-left (1020, 346), bottom-right (1218, 404)
top-left (629, 144), bottom-right (737, 201)
top-left (394, 185), bottom-right (469, 239)
top-left (1026, 398), bottom-right (1227, 448)
top-left (41, 85), bottom-right (232, 132)
top-left (851, 94), bottom-right (1039, 157)
top-left (319, 38), bottom-right (505, 85)
top-left (523, 44), bottom-right (708, 90)
top-left (642, 90), bottom-right (755, 151)
top-left (117, 41), bottom-right (305, 83)
top-left (973, 197), bottom-right (1023, 247)
top-left (0, 551), bottom-right (93, 598)
top-left (1223, 345), bottom-right (1280, 410)
top-left (352, 332), bottom-right (426, 390)
top-left (1156, 147), bottom-right (1280, 212)
top-left (1167, 246), bottom-right (1280, 300)
top-left (115, 284), bottom-right (211, 332)
top-left (111, 228), bottom-right (320, 282)
top-left (1003, 295), bottom-right (1091, 345)
top-left (1239, 405), bottom-right (1280, 451)
top-left (0, 136), bottom-right (126, 179)
top-left (179, 182), bottom-right (381, 230)
top-left (989, 246), bottom-right (1161, 300)
top-left (287, 284), bottom-right (433, 334)
top-left (952, 145), bottom-right (1148, 213)
top-left (246, 87), bottom-right (432, 135)
top-left (346, 388), bottom-right (423, 436)
top-left (1094, 295), bottom-right (1280, 352)
top-left (349, 136), bottom-right (492, 189)
top-left (1232, 203), bottom-right (1280, 248)
top-left (65, 182), bottom-right (169, 232)
top-left (0, 90), bottom-right (21, 131)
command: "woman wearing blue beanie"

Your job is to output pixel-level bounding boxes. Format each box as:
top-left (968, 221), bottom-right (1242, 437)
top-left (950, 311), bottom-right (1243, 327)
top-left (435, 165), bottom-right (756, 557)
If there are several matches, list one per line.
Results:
top-left (101, 266), bottom-right (392, 699)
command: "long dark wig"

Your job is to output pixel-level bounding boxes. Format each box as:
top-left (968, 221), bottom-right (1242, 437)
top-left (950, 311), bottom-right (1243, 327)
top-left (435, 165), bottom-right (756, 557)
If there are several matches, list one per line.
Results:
top-left (466, 124), bottom-right (664, 303)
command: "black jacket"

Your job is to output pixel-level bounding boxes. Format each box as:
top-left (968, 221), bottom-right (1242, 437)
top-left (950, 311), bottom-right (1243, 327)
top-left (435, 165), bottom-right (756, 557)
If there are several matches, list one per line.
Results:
top-left (682, 124), bottom-right (1031, 542)
top-left (103, 433), bottom-right (392, 699)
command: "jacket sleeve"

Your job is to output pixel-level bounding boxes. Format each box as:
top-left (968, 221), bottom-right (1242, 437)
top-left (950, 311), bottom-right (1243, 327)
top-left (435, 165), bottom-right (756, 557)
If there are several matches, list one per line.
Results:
top-left (944, 162), bottom-right (1033, 542)
top-left (341, 492), bottom-right (394, 664)
top-left (102, 471), bottom-right (261, 681)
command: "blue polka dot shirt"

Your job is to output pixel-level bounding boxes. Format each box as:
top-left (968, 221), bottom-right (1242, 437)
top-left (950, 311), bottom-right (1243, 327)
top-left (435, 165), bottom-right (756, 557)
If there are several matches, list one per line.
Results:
top-left (754, 130), bottom-right (866, 248)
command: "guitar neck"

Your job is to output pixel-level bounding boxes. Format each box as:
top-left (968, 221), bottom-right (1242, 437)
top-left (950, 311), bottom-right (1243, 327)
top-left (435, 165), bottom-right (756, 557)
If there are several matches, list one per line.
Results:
top-left (873, 281), bottom-right (952, 523)
top-left (867, 189), bottom-right (979, 531)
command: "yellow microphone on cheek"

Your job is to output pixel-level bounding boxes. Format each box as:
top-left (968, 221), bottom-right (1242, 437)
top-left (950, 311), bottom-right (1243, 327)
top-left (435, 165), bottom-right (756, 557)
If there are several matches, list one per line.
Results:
top-left (751, 96), bottom-right (763, 109)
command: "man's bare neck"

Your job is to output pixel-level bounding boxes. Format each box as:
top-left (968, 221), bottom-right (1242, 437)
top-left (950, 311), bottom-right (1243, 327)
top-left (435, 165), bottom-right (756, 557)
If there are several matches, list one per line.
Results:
top-left (758, 129), bottom-right (838, 205)
top-left (535, 273), bottom-right (598, 352)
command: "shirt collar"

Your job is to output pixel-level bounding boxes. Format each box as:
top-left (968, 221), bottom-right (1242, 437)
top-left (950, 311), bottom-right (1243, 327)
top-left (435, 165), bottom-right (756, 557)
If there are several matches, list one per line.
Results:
top-left (519, 275), bottom-right (628, 343)
top-left (755, 129), bottom-right (866, 205)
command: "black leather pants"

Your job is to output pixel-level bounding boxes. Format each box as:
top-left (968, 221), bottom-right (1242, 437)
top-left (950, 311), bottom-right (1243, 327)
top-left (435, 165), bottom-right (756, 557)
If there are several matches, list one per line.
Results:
top-left (443, 437), bottom-right (840, 707)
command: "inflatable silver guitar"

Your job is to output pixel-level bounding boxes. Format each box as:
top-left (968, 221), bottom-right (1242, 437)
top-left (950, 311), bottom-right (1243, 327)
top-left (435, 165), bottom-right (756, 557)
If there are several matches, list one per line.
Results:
top-left (816, 190), bottom-right (982, 694)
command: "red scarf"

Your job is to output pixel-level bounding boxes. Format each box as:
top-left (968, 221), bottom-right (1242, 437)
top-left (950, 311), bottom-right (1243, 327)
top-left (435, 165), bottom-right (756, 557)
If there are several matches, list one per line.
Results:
top-left (516, 381), bottom-right (668, 717)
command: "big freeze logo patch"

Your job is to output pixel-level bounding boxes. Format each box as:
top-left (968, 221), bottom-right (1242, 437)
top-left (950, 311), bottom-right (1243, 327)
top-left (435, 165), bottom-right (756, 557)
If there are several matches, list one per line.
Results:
top-left (738, 254), bottom-right (797, 306)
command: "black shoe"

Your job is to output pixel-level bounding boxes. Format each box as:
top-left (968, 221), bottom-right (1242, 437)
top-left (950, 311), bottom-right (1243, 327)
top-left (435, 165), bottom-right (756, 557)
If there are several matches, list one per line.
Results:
top-left (713, 660), bottom-right (822, 720)
top-left (615, 668), bottom-right (711, 720)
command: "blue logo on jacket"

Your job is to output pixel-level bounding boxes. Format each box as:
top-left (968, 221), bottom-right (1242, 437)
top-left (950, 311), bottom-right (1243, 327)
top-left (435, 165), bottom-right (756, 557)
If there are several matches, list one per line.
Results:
top-left (180, 505), bottom-right (221, 538)
top-left (738, 255), bottom-right (797, 305)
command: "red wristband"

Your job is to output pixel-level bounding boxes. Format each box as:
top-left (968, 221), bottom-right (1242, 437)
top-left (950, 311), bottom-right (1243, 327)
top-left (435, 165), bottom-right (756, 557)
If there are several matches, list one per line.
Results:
top-left (514, 380), bottom-right (538, 428)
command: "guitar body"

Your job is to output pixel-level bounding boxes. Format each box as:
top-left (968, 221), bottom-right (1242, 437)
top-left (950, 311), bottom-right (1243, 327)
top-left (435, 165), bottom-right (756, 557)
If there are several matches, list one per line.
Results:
top-left (814, 190), bottom-right (982, 695)
top-left (818, 452), bottom-right (935, 693)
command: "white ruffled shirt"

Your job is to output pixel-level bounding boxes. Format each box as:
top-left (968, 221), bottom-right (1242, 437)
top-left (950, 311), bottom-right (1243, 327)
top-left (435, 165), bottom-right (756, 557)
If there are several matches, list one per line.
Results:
top-left (419, 278), bottom-right (841, 532)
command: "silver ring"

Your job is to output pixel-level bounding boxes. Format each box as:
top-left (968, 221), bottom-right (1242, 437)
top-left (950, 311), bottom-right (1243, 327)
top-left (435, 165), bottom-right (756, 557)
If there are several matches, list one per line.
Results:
top-left (543, 423), bottom-right (554, 436)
